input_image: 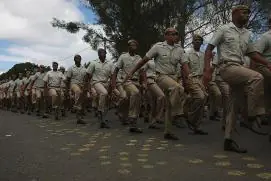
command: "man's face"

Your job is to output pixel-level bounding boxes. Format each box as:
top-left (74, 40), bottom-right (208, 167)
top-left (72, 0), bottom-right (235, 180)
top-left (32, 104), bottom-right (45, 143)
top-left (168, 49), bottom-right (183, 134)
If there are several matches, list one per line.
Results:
top-left (52, 63), bottom-right (58, 70)
top-left (192, 39), bottom-right (203, 49)
top-left (165, 31), bottom-right (178, 43)
top-left (40, 67), bottom-right (45, 73)
top-left (18, 73), bottom-right (23, 79)
top-left (128, 42), bottom-right (138, 52)
top-left (98, 50), bottom-right (106, 60)
top-left (74, 56), bottom-right (81, 65)
top-left (235, 9), bottom-right (250, 25)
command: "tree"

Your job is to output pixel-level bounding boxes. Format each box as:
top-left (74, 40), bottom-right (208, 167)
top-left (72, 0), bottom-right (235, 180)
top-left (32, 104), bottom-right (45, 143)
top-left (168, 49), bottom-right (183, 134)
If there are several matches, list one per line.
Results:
top-left (0, 63), bottom-right (50, 81)
top-left (52, 0), bottom-right (216, 58)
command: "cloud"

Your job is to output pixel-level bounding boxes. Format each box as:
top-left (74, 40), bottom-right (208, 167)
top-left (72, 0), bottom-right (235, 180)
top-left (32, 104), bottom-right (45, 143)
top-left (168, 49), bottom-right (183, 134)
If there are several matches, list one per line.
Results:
top-left (0, 0), bottom-right (104, 72)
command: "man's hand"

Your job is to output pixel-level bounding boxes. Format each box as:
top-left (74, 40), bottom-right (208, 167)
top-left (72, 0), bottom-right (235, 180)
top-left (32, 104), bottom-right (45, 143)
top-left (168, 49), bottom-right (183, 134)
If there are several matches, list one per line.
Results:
top-left (142, 82), bottom-right (147, 90)
top-left (202, 68), bottom-right (212, 87)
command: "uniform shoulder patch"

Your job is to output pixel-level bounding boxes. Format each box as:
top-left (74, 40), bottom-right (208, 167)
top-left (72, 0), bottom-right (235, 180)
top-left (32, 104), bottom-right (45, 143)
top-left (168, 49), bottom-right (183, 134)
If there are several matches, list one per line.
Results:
top-left (155, 42), bottom-right (164, 46)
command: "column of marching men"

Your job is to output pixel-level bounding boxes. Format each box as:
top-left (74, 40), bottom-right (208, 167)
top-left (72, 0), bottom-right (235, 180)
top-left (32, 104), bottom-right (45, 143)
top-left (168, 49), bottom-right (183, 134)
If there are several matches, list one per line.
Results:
top-left (0, 5), bottom-right (271, 153)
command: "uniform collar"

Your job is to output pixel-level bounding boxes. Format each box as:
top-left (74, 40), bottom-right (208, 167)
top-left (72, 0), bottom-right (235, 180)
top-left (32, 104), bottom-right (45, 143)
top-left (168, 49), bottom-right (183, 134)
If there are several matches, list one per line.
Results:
top-left (188, 48), bottom-right (202, 56)
top-left (73, 64), bottom-right (82, 68)
top-left (97, 59), bottom-right (109, 64)
top-left (228, 22), bottom-right (247, 33)
top-left (162, 41), bottom-right (180, 48)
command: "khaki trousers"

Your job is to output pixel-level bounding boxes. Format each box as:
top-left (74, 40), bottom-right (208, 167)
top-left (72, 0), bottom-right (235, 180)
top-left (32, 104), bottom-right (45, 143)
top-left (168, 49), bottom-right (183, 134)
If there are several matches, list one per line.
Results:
top-left (114, 84), bottom-right (128, 119)
top-left (208, 82), bottom-right (222, 116)
top-left (208, 81), bottom-right (230, 126)
top-left (16, 91), bottom-right (24, 110)
top-left (215, 80), bottom-right (230, 127)
top-left (70, 84), bottom-right (84, 110)
top-left (24, 89), bottom-right (32, 111)
top-left (186, 76), bottom-right (207, 129)
top-left (35, 87), bottom-right (46, 112)
top-left (91, 87), bottom-right (98, 109)
top-left (48, 88), bottom-right (63, 109)
top-left (93, 82), bottom-right (108, 113)
top-left (156, 74), bottom-right (184, 134)
top-left (220, 63), bottom-right (264, 139)
top-left (31, 88), bottom-right (37, 104)
top-left (147, 78), bottom-right (165, 123)
top-left (253, 64), bottom-right (271, 115)
top-left (123, 81), bottom-right (140, 119)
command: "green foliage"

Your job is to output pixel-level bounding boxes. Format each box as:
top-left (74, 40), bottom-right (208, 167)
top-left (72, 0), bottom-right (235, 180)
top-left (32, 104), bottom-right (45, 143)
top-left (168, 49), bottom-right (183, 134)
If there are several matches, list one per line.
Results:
top-left (52, 0), bottom-right (270, 54)
top-left (0, 62), bottom-right (50, 81)
top-left (52, 0), bottom-right (209, 58)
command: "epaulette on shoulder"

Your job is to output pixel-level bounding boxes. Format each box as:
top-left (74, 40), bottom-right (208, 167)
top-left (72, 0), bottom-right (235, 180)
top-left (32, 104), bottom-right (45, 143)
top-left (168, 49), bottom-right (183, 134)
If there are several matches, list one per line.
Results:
top-left (174, 43), bottom-right (181, 48)
top-left (155, 42), bottom-right (164, 46)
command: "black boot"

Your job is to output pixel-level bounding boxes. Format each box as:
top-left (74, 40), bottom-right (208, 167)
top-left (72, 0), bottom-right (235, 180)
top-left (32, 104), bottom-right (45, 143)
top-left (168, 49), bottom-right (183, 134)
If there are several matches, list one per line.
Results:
top-left (98, 111), bottom-right (110, 129)
top-left (76, 111), bottom-right (86, 125)
top-left (54, 108), bottom-right (59, 120)
top-left (129, 118), bottom-right (142, 133)
top-left (164, 133), bottom-right (179, 140)
top-left (242, 116), bottom-right (268, 135)
top-left (224, 139), bottom-right (247, 153)
top-left (61, 109), bottom-right (66, 117)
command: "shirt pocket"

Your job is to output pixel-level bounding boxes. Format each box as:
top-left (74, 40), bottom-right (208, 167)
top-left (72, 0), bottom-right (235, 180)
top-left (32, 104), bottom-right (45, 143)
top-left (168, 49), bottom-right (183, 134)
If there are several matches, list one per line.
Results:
top-left (159, 50), bottom-right (170, 61)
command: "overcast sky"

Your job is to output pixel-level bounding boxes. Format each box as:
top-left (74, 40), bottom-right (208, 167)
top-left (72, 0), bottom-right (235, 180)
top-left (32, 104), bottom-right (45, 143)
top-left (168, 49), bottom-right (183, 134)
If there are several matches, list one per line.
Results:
top-left (0, 0), bottom-right (104, 74)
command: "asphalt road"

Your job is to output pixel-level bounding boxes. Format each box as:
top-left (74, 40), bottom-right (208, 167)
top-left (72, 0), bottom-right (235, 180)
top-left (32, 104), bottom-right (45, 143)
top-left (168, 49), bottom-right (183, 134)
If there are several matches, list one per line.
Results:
top-left (0, 110), bottom-right (270, 181)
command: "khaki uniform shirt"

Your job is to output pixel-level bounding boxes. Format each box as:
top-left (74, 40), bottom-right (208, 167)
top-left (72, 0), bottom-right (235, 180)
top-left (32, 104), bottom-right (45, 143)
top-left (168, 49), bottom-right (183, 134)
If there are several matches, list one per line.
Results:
top-left (22, 77), bottom-right (31, 88)
top-left (14, 78), bottom-right (24, 91)
top-left (117, 52), bottom-right (142, 80)
top-left (143, 59), bottom-right (156, 79)
top-left (60, 72), bottom-right (67, 88)
top-left (146, 41), bottom-right (185, 75)
top-left (209, 22), bottom-right (255, 64)
top-left (8, 80), bottom-right (15, 92)
top-left (43, 70), bottom-right (66, 88)
top-left (176, 63), bottom-right (182, 79)
top-left (26, 75), bottom-right (35, 90)
top-left (66, 65), bottom-right (87, 86)
top-left (87, 59), bottom-right (114, 84)
top-left (112, 63), bottom-right (124, 84)
top-left (33, 72), bottom-right (46, 88)
top-left (254, 30), bottom-right (271, 62)
top-left (211, 55), bottom-right (224, 81)
top-left (184, 48), bottom-right (204, 76)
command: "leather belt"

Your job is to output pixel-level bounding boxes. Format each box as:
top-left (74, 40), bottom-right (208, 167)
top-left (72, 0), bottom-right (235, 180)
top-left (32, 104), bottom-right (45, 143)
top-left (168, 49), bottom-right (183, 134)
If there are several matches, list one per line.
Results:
top-left (155, 71), bottom-right (175, 76)
top-left (219, 60), bottom-right (243, 66)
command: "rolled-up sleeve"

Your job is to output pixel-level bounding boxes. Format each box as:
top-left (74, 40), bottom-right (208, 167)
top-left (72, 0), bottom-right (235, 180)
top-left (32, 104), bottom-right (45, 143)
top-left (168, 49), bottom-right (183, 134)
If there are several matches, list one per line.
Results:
top-left (146, 45), bottom-right (158, 59)
top-left (253, 34), bottom-right (267, 54)
top-left (209, 26), bottom-right (224, 47)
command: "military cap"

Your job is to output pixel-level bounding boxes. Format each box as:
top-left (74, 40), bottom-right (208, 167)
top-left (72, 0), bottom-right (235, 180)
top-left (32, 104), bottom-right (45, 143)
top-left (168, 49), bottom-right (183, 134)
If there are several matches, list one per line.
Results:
top-left (232, 5), bottom-right (250, 14)
top-left (98, 48), bottom-right (106, 54)
top-left (193, 34), bottom-right (203, 41)
top-left (74, 54), bottom-right (81, 59)
top-left (164, 28), bottom-right (178, 35)
top-left (128, 39), bottom-right (138, 46)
